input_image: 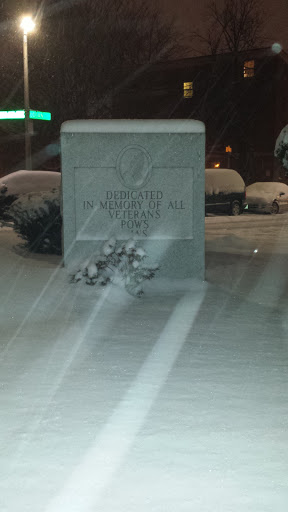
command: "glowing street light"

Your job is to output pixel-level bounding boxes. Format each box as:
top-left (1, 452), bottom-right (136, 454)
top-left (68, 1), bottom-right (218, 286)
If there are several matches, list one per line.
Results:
top-left (20, 16), bottom-right (35, 34)
top-left (20, 15), bottom-right (35, 170)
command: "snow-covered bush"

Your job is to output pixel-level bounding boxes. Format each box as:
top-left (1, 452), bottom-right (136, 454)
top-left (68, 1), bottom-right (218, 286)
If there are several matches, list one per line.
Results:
top-left (0, 188), bottom-right (18, 219)
top-left (71, 238), bottom-right (159, 296)
top-left (9, 189), bottom-right (62, 254)
top-left (275, 125), bottom-right (288, 175)
top-left (0, 171), bottom-right (61, 220)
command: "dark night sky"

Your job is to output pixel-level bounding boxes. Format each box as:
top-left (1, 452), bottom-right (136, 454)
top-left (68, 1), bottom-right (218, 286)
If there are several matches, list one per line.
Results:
top-left (157, 0), bottom-right (288, 53)
top-left (14, 1), bottom-right (288, 53)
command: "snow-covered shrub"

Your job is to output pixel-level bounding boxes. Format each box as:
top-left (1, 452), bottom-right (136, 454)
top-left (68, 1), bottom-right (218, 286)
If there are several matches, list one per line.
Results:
top-left (9, 188), bottom-right (62, 254)
top-left (71, 238), bottom-right (159, 296)
top-left (275, 125), bottom-right (288, 175)
top-left (0, 193), bottom-right (18, 220)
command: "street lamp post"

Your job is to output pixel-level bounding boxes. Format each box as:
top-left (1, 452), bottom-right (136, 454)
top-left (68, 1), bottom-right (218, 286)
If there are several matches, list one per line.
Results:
top-left (20, 16), bottom-right (35, 170)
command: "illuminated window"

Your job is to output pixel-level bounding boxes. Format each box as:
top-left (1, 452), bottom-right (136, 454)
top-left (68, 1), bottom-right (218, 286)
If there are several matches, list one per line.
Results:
top-left (183, 81), bottom-right (193, 98)
top-left (243, 60), bottom-right (255, 78)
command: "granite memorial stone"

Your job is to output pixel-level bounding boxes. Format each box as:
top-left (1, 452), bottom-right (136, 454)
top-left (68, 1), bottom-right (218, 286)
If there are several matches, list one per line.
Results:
top-left (61, 119), bottom-right (205, 278)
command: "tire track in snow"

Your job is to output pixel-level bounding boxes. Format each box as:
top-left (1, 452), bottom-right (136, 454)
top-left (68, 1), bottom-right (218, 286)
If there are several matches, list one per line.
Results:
top-left (44, 286), bottom-right (206, 512)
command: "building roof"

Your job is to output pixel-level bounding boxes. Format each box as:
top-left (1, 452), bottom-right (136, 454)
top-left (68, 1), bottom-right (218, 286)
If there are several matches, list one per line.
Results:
top-left (148, 47), bottom-right (288, 73)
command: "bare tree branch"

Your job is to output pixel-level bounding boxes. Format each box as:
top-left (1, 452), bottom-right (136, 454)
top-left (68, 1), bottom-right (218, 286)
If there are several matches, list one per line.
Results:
top-left (190, 0), bottom-right (266, 55)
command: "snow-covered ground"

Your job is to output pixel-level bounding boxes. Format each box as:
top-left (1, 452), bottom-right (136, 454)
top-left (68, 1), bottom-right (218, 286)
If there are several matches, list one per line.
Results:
top-left (1, 212), bottom-right (288, 512)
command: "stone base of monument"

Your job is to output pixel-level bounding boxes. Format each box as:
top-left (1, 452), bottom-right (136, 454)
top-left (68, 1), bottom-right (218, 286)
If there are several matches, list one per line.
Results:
top-left (61, 119), bottom-right (205, 280)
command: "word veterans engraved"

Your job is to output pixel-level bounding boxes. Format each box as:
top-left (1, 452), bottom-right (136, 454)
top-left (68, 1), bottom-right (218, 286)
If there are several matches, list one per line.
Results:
top-left (75, 167), bottom-right (193, 240)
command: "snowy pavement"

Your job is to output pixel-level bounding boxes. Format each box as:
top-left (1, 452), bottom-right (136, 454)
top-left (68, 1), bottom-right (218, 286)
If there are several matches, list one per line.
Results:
top-left (1, 213), bottom-right (288, 512)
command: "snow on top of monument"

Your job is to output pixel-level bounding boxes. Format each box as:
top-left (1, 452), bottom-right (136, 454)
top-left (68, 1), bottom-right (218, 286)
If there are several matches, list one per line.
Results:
top-left (205, 168), bottom-right (245, 194)
top-left (61, 119), bottom-right (205, 133)
top-left (0, 170), bottom-right (60, 196)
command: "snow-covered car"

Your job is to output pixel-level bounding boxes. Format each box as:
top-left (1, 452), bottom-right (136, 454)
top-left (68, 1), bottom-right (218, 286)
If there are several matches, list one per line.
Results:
top-left (205, 168), bottom-right (246, 215)
top-left (0, 170), bottom-right (61, 218)
top-left (0, 170), bottom-right (61, 196)
top-left (246, 182), bottom-right (288, 214)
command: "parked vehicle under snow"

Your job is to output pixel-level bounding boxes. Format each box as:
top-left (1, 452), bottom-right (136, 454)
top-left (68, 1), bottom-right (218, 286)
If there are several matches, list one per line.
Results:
top-left (205, 168), bottom-right (246, 216)
top-left (0, 170), bottom-right (61, 218)
top-left (246, 182), bottom-right (288, 214)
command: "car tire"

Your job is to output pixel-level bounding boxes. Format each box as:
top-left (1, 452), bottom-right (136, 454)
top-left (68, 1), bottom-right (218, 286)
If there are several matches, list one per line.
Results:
top-left (270, 201), bottom-right (279, 214)
top-left (230, 200), bottom-right (241, 216)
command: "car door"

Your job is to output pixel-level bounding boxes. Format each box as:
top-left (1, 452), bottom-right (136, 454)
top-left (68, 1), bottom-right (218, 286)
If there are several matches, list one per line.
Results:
top-left (277, 191), bottom-right (288, 212)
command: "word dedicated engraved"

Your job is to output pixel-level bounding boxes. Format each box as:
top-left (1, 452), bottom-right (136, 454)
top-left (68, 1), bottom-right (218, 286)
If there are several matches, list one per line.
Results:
top-left (75, 167), bottom-right (193, 240)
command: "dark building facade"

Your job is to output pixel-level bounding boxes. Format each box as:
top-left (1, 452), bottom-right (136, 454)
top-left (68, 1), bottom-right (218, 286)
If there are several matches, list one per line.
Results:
top-left (114, 48), bottom-right (288, 184)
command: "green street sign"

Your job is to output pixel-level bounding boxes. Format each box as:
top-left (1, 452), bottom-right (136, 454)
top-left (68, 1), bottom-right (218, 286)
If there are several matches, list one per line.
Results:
top-left (29, 110), bottom-right (51, 121)
top-left (0, 109), bottom-right (51, 121)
